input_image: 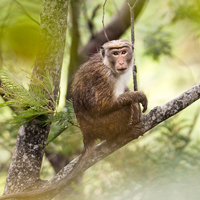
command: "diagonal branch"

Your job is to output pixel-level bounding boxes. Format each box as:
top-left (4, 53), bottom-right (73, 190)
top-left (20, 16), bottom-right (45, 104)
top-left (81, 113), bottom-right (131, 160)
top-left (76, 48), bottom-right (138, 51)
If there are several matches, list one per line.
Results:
top-left (1, 82), bottom-right (200, 200)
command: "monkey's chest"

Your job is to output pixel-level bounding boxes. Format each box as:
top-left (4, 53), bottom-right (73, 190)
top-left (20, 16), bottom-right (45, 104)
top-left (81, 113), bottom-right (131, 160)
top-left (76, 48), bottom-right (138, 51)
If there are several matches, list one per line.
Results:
top-left (114, 78), bottom-right (127, 98)
top-left (113, 68), bottom-right (131, 98)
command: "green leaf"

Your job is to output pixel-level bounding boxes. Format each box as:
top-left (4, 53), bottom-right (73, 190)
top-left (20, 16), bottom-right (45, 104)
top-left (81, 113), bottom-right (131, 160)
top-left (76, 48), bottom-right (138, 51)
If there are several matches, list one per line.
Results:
top-left (0, 71), bottom-right (78, 143)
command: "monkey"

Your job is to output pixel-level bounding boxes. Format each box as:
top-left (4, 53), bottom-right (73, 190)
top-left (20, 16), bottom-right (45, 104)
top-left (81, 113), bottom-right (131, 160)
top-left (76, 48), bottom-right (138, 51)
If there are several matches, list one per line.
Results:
top-left (72, 39), bottom-right (148, 158)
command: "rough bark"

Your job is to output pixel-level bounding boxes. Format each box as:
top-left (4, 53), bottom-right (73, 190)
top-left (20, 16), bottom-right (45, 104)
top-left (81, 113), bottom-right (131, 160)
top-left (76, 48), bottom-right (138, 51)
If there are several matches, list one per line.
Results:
top-left (32, 0), bottom-right (68, 97)
top-left (1, 82), bottom-right (199, 200)
top-left (2, 0), bottom-right (69, 197)
top-left (3, 122), bottom-right (50, 195)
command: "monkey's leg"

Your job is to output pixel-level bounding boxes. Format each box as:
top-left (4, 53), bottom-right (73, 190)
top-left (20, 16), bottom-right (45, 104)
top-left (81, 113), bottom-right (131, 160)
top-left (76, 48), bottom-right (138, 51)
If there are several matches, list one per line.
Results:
top-left (82, 135), bottom-right (96, 154)
top-left (73, 135), bottom-right (95, 170)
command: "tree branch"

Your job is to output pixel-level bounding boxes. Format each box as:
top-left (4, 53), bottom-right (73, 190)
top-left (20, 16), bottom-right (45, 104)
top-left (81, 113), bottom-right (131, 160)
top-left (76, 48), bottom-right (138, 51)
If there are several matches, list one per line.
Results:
top-left (1, 82), bottom-right (199, 200)
top-left (127, 1), bottom-right (139, 91)
top-left (102, 0), bottom-right (109, 42)
top-left (32, 0), bottom-right (69, 97)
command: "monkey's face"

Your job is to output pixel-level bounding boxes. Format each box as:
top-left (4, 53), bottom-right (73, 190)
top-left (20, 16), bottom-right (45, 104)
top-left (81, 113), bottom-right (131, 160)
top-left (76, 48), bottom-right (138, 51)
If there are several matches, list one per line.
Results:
top-left (103, 46), bottom-right (133, 74)
top-left (101, 40), bottom-right (133, 75)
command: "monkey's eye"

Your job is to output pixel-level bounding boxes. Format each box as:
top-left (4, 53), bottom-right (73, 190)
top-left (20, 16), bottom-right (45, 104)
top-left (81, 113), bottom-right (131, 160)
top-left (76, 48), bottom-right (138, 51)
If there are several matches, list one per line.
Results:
top-left (122, 50), bottom-right (126, 55)
top-left (113, 52), bottom-right (119, 56)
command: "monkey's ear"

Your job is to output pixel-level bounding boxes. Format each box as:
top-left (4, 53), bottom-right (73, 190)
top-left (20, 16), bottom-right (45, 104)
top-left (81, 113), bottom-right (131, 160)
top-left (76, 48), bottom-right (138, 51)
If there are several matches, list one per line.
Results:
top-left (101, 47), bottom-right (105, 57)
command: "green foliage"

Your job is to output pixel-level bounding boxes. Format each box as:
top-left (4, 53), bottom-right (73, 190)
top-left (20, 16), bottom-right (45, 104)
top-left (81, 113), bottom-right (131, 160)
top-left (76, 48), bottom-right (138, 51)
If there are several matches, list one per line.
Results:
top-left (46, 100), bottom-right (79, 146)
top-left (169, 0), bottom-right (200, 23)
top-left (143, 26), bottom-right (172, 61)
top-left (0, 71), bottom-right (78, 145)
top-left (0, 71), bottom-right (55, 126)
top-left (0, 0), bottom-right (41, 63)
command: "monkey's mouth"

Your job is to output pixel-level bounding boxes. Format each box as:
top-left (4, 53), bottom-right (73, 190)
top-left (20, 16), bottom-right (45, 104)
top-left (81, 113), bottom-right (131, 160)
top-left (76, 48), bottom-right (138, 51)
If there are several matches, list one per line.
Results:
top-left (117, 68), bottom-right (127, 72)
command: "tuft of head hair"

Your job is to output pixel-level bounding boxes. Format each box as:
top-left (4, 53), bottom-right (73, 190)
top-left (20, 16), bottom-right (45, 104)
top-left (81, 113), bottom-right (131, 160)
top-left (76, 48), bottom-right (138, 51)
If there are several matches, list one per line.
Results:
top-left (102, 39), bottom-right (133, 50)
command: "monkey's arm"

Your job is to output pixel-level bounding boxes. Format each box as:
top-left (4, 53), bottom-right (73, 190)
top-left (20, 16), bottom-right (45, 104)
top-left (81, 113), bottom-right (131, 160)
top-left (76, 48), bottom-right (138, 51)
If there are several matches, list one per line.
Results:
top-left (112, 91), bottom-right (147, 112)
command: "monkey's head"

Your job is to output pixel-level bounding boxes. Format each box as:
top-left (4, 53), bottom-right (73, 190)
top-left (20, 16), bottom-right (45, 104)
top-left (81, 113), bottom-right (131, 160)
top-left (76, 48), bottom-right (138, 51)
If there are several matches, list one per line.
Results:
top-left (101, 39), bottom-right (133, 74)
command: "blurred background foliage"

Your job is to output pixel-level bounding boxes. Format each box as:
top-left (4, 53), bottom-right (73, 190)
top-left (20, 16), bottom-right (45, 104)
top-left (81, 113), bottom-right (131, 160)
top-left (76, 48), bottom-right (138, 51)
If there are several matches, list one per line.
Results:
top-left (0, 0), bottom-right (200, 199)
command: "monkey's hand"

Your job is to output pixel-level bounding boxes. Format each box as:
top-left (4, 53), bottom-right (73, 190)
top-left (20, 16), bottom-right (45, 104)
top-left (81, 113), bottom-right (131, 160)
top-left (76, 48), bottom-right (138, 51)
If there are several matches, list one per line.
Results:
top-left (136, 91), bottom-right (148, 113)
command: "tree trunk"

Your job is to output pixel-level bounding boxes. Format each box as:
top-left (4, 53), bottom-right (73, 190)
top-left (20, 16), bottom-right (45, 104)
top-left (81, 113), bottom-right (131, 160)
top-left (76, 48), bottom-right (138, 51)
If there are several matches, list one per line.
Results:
top-left (3, 0), bottom-right (69, 197)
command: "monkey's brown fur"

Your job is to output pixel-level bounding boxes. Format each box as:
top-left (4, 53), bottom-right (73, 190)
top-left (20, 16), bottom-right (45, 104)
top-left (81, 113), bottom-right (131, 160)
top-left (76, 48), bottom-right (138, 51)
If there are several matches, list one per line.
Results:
top-left (72, 39), bottom-right (147, 153)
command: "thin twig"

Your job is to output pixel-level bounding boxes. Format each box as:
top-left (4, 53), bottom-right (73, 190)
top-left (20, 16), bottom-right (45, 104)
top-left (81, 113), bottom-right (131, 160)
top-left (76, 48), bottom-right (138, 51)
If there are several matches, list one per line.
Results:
top-left (102, 0), bottom-right (109, 42)
top-left (127, 0), bottom-right (139, 91)
top-left (127, 0), bottom-right (139, 46)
